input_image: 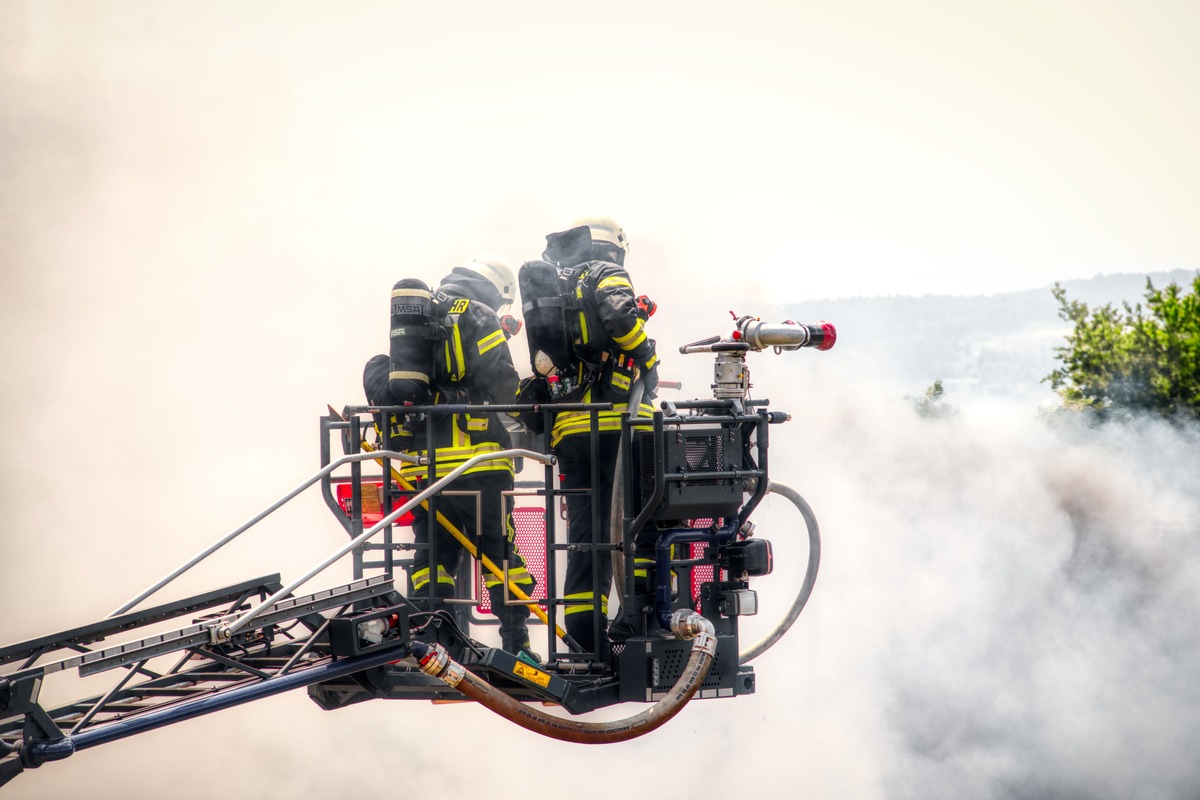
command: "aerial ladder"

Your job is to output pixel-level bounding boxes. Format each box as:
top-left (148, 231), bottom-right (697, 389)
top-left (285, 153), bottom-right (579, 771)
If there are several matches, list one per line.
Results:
top-left (0, 313), bottom-right (833, 789)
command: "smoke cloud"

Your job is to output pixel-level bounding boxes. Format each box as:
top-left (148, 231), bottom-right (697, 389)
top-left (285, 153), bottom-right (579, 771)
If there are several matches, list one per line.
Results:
top-left (4, 4), bottom-right (1200, 799)
top-left (786, 370), bottom-right (1200, 800)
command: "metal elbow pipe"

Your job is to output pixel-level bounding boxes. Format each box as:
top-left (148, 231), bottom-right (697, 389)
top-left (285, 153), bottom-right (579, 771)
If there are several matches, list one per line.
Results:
top-left (408, 610), bottom-right (717, 744)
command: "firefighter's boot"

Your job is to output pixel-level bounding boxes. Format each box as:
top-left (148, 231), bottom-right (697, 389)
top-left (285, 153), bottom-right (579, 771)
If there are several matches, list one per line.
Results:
top-left (608, 596), bottom-right (651, 644)
top-left (491, 587), bottom-right (541, 664)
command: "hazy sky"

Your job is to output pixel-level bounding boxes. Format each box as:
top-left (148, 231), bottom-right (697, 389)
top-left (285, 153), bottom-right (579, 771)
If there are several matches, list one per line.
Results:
top-left (3, 1), bottom-right (1199, 302)
top-left (3, 3), bottom-right (1200, 799)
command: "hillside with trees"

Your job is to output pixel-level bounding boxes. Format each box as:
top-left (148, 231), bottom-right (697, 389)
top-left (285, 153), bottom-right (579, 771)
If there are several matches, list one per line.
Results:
top-left (784, 269), bottom-right (1198, 406)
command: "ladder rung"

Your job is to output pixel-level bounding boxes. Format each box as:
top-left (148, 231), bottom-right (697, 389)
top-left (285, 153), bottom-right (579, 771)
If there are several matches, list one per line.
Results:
top-left (134, 686), bottom-right (208, 697)
top-left (91, 702), bottom-right (150, 713)
top-left (182, 672), bottom-right (246, 681)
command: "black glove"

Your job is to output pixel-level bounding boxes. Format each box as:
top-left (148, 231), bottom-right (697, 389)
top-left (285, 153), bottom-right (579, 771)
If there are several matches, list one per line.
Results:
top-left (514, 376), bottom-right (550, 433)
top-left (517, 376), bottom-right (549, 404)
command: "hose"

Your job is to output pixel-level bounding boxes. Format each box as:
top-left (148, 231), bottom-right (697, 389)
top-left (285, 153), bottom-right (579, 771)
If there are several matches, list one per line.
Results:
top-left (739, 481), bottom-right (821, 664)
top-left (409, 609), bottom-right (716, 744)
top-left (610, 379), bottom-right (647, 609)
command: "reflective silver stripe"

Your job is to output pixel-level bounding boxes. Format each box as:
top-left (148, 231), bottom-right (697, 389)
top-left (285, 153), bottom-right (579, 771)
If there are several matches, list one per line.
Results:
top-left (477, 329), bottom-right (505, 355)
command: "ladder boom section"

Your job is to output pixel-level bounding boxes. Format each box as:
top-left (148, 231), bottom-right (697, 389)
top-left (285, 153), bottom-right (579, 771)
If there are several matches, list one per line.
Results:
top-left (0, 575), bottom-right (284, 672)
top-left (0, 575), bottom-right (405, 787)
top-left (73, 576), bottom-right (394, 678)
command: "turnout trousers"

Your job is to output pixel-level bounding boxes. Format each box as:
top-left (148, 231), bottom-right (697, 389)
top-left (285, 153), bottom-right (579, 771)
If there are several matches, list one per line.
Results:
top-left (554, 432), bottom-right (621, 652)
top-left (408, 472), bottom-right (536, 648)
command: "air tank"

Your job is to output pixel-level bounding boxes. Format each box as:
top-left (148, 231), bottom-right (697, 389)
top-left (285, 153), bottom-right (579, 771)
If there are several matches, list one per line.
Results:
top-left (388, 278), bottom-right (435, 405)
top-left (518, 260), bottom-right (573, 377)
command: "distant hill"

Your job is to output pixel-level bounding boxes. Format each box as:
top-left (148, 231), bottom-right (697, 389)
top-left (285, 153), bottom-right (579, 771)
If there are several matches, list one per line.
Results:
top-left (785, 269), bottom-right (1198, 405)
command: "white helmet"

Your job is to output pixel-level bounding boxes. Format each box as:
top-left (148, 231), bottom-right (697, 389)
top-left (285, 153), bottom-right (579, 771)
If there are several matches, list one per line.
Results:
top-left (572, 215), bottom-right (629, 256)
top-left (456, 252), bottom-right (516, 310)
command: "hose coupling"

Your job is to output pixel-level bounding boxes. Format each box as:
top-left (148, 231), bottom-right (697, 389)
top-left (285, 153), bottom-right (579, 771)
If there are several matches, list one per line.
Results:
top-left (670, 609), bottom-right (717, 655)
top-left (440, 661), bottom-right (466, 688)
top-left (409, 641), bottom-right (465, 687)
top-left (413, 642), bottom-right (449, 678)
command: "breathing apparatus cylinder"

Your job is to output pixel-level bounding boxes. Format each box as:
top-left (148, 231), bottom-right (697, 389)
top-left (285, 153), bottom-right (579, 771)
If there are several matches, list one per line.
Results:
top-left (388, 278), bottom-right (435, 405)
top-left (518, 260), bottom-right (573, 379)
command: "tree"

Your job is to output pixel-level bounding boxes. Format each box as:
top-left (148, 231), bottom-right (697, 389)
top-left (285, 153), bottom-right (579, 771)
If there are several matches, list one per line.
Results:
top-left (1046, 273), bottom-right (1200, 420)
top-left (908, 379), bottom-right (957, 419)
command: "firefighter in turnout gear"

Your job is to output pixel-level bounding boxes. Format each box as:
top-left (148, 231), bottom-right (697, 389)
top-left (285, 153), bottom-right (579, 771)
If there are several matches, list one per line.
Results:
top-left (523, 216), bottom-right (659, 655)
top-left (364, 253), bottom-right (540, 662)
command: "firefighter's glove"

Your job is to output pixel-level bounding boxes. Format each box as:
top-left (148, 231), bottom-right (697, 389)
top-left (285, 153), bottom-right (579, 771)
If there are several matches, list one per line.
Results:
top-left (514, 376), bottom-right (549, 434)
top-left (500, 314), bottom-right (522, 340)
top-left (636, 294), bottom-right (657, 319)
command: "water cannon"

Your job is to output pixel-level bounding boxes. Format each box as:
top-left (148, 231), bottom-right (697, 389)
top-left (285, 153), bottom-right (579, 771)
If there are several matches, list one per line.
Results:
top-left (678, 311), bottom-right (836, 403)
top-left (731, 315), bottom-right (836, 352)
top-left (680, 313), bottom-right (837, 355)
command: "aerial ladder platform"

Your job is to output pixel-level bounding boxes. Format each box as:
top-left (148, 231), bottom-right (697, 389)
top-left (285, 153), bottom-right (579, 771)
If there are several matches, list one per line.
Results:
top-left (0, 312), bottom-right (832, 789)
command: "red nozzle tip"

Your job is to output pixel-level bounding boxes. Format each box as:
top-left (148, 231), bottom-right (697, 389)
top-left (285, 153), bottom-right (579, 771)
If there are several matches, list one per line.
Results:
top-left (817, 321), bottom-right (837, 350)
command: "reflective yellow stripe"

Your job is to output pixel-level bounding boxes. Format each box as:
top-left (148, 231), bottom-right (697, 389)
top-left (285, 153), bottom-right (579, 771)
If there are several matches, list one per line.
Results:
top-left (412, 566), bottom-right (456, 591)
top-left (611, 371), bottom-right (631, 391)
top-left (550, 401), bottom-right (654, 447)
top-left (643, 354), bottom-right (658, 370)
top-left (465, 415), bottom-right (489, 432)
top-left (412, 568), bottom-right (429, 589)
top-left (398, 442), bottom-right (515, 478)
top-left (613, 319), bottom-right (646, 350)
top-left (484, 568), bottom-right (533, 589)
top-left (597, 276), bottom-right (632, 290)
top-left (452, 325), bottom-right (466, 380)
top-left (440, 323), bottom-right (467, 382)
top-left (562, 592), bottom-right (608, 616)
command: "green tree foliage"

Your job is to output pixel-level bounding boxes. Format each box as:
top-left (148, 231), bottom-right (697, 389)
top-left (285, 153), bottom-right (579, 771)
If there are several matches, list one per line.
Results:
top-left (1046, 273), bottom-right (1200, 419)
top-left (908, 379), bottom-right (957, 419)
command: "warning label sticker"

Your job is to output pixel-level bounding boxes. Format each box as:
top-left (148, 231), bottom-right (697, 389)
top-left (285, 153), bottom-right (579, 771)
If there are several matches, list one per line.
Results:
top-left (512, 662), bottom-right (551, 688)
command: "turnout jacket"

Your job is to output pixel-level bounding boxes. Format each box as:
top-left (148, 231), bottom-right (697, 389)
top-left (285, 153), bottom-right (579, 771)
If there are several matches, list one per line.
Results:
top-left (551, 259), bottom-right (658, 448)
top-left (381, 286), bottom-right (520, 479)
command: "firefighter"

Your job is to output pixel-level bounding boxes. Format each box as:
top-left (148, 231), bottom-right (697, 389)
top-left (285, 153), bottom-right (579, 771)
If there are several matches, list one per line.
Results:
top-left (532, 216), bottom-right (659, 655)
top-left (364, 253), bottom-right (540, 662)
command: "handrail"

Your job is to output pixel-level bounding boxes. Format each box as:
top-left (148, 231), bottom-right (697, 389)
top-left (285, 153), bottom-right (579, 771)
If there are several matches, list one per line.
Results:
top-left (109, 451), bottom-right (421, 617)
top-left (216, 448), bottom-right (556, 641)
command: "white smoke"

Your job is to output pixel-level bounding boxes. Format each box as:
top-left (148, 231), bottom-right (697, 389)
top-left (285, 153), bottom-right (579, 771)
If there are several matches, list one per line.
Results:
top-left (5, 3), bottom-right (1200, 799)
top-left (783, 366), bottom-right (1200, 800)
top-left (8, 320), bottom-right (1200, 800)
